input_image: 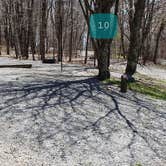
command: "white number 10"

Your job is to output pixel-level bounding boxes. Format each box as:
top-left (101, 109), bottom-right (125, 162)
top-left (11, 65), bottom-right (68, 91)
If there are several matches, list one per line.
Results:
top-left (98, 21), bottom-right (111, 30)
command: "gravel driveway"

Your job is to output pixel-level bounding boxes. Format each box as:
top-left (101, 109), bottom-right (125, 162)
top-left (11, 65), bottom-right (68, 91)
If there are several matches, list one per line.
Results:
top-left (0, 58), bottom-right (166, 166)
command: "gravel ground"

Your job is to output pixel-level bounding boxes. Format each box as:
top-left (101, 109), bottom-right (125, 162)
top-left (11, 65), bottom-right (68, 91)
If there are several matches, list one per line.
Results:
top-left (0, 57), bottom-right (166, 166)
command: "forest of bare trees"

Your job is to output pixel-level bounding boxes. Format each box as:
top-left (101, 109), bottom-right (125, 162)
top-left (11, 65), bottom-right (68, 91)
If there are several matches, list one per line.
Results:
top-left (0, 0), bottom-right (85, 60)
top-left (0, 0), bottom-right (165, 80)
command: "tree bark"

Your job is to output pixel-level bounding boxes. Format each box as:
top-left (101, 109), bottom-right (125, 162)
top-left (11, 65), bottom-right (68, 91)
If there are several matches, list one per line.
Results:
top-left (79, 0), bottom-right (117, 80)
top-left (4, 20), bottom-right (10, 55)
top-left (69, 0), bottom-right (73, 62)
top-left (84, 30), bottom-right (89, 64)
top-left (153, 21), bottom-right (164, 64)
top-left (97, 40), bottom-right (111, 80)
top-left (125, 0), bottom-right (146, 78)
top-left (40, 0), bottom-right (47, 61)
top-left (0, 25), bottom-right (1, 55)
top-left (56, 0), bottom-right (63, 62)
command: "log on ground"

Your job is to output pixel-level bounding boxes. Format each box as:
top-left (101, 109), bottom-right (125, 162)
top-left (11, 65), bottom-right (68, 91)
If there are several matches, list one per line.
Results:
top-left (0, 64), bottom-right (32, 68)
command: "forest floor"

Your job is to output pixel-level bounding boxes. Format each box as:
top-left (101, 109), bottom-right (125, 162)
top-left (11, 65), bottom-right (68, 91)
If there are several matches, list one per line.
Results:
top-left (0, 57), bottom-right (166, 166)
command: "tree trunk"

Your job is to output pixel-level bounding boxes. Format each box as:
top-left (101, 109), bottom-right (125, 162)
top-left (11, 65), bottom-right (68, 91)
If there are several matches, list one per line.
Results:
top-left (125, 0), bottom-right (146, 78)
top-left (23, 0), bottom-right (35, 60)
top-left (69, 0), bottom-right (73, 62)
top-left (84, 30), bottom-right (89, 64)
top-left (97, 40), bottom-right (111, 80)
top-left (4, 23), bottom-right (10, 55)
top-left (79, 0), bottom-right (117, 81)
top-left (0, 26), bottom-right (1, 55)
top-left (40, 0), bottom-right (47, 61)
top-left (56, 0), bottom-right (63, 62)
top-left (125, 33), bottom-right (139, 76)
top-left (153, 21), bottom-right (164, 64)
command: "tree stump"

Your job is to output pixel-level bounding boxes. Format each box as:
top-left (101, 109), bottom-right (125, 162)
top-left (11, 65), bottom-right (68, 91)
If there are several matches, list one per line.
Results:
top-left (120, 74), bottom-right (128, 93)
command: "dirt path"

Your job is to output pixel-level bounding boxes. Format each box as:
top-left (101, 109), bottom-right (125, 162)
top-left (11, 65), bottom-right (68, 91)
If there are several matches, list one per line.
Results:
top-left (0, 58), bottom-right (166, 166)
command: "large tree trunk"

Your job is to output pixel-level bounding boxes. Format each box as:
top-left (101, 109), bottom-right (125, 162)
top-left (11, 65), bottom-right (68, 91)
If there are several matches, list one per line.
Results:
top-left (125, 32), bottom-right (139, 76)
top-left (125, 0), bottom-right (146, 78)
top-left (96, 40), bottom-right (111, 80)
top-left (79, 0), bottom-right (117, 81)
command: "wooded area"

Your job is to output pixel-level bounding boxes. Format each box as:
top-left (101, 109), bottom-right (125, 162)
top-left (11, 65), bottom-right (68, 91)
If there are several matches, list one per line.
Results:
top-left (0, 1), bottom-right (166, 165)
top-left (0, 0), bottom-right (165, 80)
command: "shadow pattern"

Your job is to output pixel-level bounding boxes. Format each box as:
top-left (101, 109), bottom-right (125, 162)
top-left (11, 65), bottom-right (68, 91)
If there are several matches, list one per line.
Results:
top-left (0, 73), bottom-right (166, 165)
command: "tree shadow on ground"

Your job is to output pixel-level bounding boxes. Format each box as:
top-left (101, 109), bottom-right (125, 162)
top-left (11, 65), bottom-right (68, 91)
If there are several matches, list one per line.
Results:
top-left (0, 76), bottom-right (165, 163)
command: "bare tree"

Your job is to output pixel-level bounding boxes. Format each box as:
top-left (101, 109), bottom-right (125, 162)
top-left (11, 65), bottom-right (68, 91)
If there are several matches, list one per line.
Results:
top-left (125, 0), bottom-right (146, 79)
top-left (153, 19), bottom-right (165, 64)
top-left (79, 0), bottom-right (119, 80)
top-left (40, 0), bottom-right (47, 61)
